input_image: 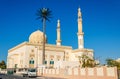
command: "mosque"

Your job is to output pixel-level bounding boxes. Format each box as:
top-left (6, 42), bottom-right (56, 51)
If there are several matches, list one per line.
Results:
top-left (7, 8), bottom-right (94, 69)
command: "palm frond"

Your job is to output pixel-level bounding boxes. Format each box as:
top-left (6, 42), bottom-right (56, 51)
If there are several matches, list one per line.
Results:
top-left (36, 8), bottom-right (52, 22)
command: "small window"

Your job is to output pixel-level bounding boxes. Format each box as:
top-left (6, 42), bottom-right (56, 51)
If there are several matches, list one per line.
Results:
top-left (29, 58), bottom-right (34, 64)
top-left (50, 61), bottom-right (54, 64)
top-left (31, 60), bottom-right (34, 64)
top-left (44, 60), bottom-right (47, 64)
top-left (29, 61), bottom-right (31, 64)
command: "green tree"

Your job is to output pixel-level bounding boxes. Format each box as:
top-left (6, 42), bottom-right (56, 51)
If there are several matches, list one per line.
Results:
top-left (0, 60), bottom-right (6, 69)
top-left (106, 58), bottom-right (120, 70)
top-left (36, 8), bottom-right (52, 64)
top-left (78, 55), bottom-right (96, 68)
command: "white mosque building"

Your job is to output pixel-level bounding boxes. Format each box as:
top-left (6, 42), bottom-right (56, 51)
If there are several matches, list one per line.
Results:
top-left (7, 8), bottom-right (94, 69)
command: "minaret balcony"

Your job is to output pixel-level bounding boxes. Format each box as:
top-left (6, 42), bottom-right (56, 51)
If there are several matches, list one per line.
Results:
top-left (56, 40), bottom-right (61, 42)
top-left (77, 32), bottom-right (84, 35)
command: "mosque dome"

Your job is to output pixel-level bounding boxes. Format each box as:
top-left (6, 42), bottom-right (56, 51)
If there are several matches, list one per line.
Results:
top-left (29, 30), bottom-right (47, 44)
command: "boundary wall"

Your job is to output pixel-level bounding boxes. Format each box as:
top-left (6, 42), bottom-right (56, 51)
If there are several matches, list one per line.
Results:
top-left (37, 66), bottom-right (118, 79)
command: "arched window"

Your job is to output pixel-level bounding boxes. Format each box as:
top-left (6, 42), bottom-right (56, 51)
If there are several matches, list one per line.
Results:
top-left (29, 58), bottom-right (34, 64)
top-left (50, 59), bottom-right (54, 65)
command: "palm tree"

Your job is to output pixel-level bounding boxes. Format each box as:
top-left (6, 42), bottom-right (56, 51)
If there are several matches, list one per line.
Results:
top-left (36, 8), bottom-right (52, 64)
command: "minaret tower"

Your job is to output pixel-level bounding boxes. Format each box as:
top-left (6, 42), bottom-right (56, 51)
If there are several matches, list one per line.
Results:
top-left (77, 8), bottom-right (84, 49)
top-left (56, 19), bottom-right (61, 46)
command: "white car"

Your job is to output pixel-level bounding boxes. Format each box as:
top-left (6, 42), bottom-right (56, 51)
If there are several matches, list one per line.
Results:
top-left (22, 68), bottom-right (37, 78)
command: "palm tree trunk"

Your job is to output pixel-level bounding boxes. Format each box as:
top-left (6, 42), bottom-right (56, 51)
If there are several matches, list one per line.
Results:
top-left (42, 18), bottom-right (46, 64)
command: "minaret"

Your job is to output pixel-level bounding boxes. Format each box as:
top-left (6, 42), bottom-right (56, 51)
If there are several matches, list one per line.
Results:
top-left (56, 19), bottom-right (61, 46)
top-left (77, 8), bottom-right (84, 49)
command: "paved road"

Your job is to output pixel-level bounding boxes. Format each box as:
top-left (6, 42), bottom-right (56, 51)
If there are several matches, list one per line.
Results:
top-left (0, 74), bottom-right (42, 79)
top-left (0, 74), bottom-right (66, 79)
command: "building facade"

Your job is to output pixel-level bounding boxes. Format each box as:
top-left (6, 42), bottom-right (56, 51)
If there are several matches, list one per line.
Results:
top-left (7, 8), bottom-right (94, 69)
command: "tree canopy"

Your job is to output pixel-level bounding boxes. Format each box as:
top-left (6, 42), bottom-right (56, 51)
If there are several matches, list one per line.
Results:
top-left (0, 60), bottom-right (6, 69)
top-left (78, 55), bottom-right (97, 68)
top-left (106, 58), bottom-right (120, 70)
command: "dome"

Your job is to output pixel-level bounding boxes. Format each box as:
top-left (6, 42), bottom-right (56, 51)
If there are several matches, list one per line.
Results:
top-left (29, 30), bottom-right (47, 44)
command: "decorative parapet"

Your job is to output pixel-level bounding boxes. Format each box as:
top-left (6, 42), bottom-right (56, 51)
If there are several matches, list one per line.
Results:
top-left (72, 48), bottom-right (94, 53)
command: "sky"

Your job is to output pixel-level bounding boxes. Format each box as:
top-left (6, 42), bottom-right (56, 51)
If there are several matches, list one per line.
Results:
top-left (0, 0), bottom-right (120, 64)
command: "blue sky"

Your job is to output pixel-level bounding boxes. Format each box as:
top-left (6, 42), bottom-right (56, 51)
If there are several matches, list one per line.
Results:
top-left (0, 0), bottom-right (120, 64)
